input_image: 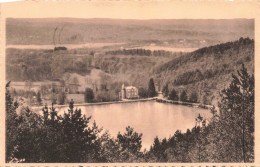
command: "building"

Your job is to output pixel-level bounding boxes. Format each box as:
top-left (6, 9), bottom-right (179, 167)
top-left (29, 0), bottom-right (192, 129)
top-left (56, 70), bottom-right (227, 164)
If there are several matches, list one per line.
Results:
top-left (120, 84), bottom-right (139, 99)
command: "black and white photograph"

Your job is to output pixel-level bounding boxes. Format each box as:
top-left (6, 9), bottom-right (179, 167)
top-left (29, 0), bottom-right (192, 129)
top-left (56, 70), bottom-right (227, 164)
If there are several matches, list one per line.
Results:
top-left (1, 1), bottom-right (258, 164)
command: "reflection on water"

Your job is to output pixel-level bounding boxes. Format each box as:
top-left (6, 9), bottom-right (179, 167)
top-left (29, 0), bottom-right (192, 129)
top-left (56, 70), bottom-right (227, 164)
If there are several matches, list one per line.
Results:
top-left (57, 101), bottom-right (211, 150)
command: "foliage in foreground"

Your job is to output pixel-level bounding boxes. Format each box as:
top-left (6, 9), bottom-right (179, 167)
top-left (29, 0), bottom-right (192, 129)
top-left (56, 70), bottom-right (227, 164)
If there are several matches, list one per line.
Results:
top-left (148, 64), bottom-right (254, 162)
top-left (6, 65), bottom-right (254, 162)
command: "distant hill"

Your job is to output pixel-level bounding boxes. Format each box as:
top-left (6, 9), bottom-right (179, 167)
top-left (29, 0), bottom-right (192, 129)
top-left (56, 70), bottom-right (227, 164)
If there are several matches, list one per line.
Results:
top-left (6, 18), bottom-right (254, 48)
top-left (153, 37), bottom-right (254, 105)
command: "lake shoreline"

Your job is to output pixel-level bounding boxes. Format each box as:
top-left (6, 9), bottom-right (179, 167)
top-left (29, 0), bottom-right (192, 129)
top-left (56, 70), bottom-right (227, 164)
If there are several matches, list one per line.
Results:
top-left (154, 98), bottom-right (213, 110)
top-left (31, 98), bottom-right (154, 110)
top-left (31, 97), bottom-right (213, 110)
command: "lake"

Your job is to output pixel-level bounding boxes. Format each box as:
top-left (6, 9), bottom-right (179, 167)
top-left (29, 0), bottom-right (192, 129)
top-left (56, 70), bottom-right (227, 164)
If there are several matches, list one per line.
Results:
top-left (56, 101), bottom-right (211, 150)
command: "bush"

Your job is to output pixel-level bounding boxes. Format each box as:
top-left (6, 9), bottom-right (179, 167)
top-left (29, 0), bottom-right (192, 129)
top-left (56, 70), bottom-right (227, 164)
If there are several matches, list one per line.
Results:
top-left (96, 91), bottom-right (118, 102)
top-left (138, 88), bottom-right (148, 98)
top-left (85, 88), bottom-right (95, 102)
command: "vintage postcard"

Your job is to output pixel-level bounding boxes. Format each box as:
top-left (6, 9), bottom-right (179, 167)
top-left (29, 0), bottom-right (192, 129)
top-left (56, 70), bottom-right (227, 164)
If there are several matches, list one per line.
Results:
top-left (0, 0), bottom-right (259, 166)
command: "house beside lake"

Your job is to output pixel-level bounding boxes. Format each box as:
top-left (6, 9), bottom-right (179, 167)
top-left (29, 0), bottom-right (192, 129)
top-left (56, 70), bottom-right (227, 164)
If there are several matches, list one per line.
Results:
top-left (119, 84), bottom-right (139, 100)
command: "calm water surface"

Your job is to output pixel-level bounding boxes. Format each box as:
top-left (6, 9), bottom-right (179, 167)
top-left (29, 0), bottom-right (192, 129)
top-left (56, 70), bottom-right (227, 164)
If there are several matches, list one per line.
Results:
top-left (57, 101), bottom-right (211, 150)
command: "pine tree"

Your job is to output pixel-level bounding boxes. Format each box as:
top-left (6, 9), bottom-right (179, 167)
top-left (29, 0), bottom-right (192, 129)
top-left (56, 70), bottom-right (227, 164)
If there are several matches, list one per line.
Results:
top-left (169, 89), bottom-right (178, 101)
top-left (15, 107), bottom-right (43, 162)
top-left (208, 64), bottom-right (254, 162)
top-left (162, 84), bottom-right (169, 97)
top-left (5, 82), bottom-right (19, 162)
top-left (117, 126), bottom-right (143, 162)
top-left (148, 78), bottom-right (156, 97)
top-left (180, 90), bottom-right (188, 102)
top-left (189, 91), bottom-right (198, 103)
top-left (59, 100), bottom-right (101, 162)
top-left (117, 126), bottom-right (143, 154)
top-left (36, 91), bottom-right (42, 105)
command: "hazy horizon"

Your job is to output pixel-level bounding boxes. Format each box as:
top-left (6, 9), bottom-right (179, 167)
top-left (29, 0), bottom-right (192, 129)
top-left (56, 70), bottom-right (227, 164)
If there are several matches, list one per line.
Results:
top-left (6, 18), bottom-right (254, 48)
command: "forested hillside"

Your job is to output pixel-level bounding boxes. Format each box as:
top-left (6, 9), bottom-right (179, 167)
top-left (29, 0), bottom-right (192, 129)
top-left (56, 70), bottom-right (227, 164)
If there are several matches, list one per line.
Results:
top-left (6, 47), bottom-right (175, 102)
top-left (6, 38), bottom-right (254, 105)
top-left (6, 48), bottom-right (174, 82)
top-left (154, 37), bottom-right (254, 105)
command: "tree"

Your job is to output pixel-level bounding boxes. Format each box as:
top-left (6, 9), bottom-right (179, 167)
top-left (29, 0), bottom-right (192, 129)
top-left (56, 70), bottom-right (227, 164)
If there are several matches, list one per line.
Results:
top-left (57, 100), bottom-right (102, 162)
top-left (148, 78), bottom-right (156, 97)
top-left (150, 137), bottom-right (168, 162)
top-left (202, 82), bottom-right (212, 105)
top-left (96, 91), bottom-right (114, 102)
top-left (162, 84), bottom-right (169, 97)
top-left (6, 82), bottom-right (19, 162)
top-left (14, 107), bottom-right (44, 162)
top-left (138, 88), bottom-right (148, 98)
top-left (117, 126), bottom-right (143, 158)
top-left (40, 104), bottom-right (62, 162)
top-left (21, 64), bottom-right (28, 80)
top-left (199, 64), bottom-right (255, 162)
top-left (180, 90), bottom-right (188, 102)
top-left (36, 91), bottom-right (42, 105)
top-left (57, 91), bottom-right (66, 105)
top-left (169, 89), bottom-right (178, 101)
top-left (212, 64), bottom-right (254, 162)
top-left (189, 91), bottom-right (198, 103)
top-left (85, 88), bottom-right (95, 102)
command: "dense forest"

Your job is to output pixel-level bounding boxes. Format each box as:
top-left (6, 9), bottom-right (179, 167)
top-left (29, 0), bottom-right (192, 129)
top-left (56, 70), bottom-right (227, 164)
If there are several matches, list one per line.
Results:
top-left (105, 49), bottom-right (173, 57)
top-left (6, 47), bottom-right (176, 82)
top-left (154, 37), bottom-right (254, 105)
top-left (6, 49), bottom-right (94, 81)
top-left (6, 64), bottom-right (254, 162)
